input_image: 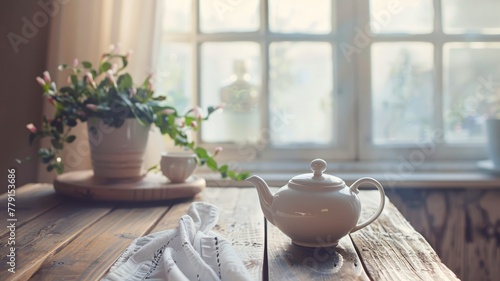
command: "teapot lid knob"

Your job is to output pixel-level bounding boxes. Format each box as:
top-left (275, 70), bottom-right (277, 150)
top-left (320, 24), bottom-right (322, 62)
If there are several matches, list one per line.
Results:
top-left (289, 158), bottom-right (343, 188)
top-left (311, 159), bottom-right (327, 178)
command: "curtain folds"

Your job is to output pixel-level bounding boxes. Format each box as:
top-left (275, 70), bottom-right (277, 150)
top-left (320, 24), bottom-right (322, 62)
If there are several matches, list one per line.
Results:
top-left (38, 0), bottom-right (164, 182)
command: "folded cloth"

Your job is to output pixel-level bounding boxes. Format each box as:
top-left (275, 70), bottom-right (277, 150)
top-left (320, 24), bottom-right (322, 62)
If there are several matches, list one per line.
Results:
top-left (103, 202), bottom-right (252, 281)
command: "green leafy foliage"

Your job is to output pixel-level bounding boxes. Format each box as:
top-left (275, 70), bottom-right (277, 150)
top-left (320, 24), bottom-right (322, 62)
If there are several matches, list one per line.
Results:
top-left (99, 61), bottom-right (112, 73)
top-left (118, 73), bottom-right (132, 90)
top-left (82, 61), bottom-right (92, 68)
top-left (28, 49), bottom-right (248, 181)
top-left (66, 135), bottom-right (76, 143)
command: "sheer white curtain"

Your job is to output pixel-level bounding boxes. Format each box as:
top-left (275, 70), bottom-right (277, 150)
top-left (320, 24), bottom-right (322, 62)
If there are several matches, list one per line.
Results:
top-left (38, 0), bottom-right (164, 182)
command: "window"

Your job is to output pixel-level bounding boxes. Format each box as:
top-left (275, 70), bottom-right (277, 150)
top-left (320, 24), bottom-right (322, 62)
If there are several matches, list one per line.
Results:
top-left (155, 0), bottom-right (500, 163)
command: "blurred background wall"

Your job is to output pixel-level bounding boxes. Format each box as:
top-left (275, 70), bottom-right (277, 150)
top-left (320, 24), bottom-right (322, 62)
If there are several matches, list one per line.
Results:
top-left (0, 0), bottom-right (50, 193)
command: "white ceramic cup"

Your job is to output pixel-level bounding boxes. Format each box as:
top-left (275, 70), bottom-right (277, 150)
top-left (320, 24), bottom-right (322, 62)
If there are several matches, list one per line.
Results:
top-left (160, 152), bottom-right (197, 183)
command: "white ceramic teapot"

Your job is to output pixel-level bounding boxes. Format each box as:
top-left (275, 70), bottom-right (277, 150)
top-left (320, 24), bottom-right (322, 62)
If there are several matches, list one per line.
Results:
top-left (246, 159), bottom-right (385, 247)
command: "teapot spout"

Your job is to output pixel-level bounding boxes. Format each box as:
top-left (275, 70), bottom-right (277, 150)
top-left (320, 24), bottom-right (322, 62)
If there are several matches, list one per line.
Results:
top-left (246, 175), bottom-right (275, 224)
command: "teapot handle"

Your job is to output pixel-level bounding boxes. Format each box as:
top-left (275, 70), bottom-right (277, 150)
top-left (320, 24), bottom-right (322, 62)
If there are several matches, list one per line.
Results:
top-left (350, 177), bottom-right (385, 232)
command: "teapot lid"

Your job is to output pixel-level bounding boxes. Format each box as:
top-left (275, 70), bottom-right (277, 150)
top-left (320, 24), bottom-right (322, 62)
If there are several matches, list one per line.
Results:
top-left (289, 159), bottom-right (344, 189)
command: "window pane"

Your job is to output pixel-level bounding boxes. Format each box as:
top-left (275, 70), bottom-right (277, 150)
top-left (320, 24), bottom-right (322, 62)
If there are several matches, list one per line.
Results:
top-left (200, 0), bottom-right (259, 33)
top-left (442, 0), bottom-right (500, 34)
top-left (444, 43), bottom-right (500, 143)
top-left (369, 0), bottom-right (433, 34)
top-left (161, 0), bottom-right (191, 32)
top-left (156, 43), bottom-right (192, 113)
top-left (269, 0), bottom-right (331, 34)
top-left (371, 42), bottom-right (434, 144)
top-left (201, 42), bottom-right (261, 143)
top-left (269, 42), bottom-right (334, 146)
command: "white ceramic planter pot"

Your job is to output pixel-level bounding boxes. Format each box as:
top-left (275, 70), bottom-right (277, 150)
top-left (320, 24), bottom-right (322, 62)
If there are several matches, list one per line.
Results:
top-left (486, 119), bottom-right (500, 167)
top-left (88, 118), bottom-right (150, 179)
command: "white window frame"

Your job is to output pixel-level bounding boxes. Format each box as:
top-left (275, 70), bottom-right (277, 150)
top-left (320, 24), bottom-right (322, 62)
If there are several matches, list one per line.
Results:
top-left (157, 0), bottom-right (357, 163)
top-left (155, 0), bottom-right (499, 164)
top-left (356, 0), bottom-right (500, 161)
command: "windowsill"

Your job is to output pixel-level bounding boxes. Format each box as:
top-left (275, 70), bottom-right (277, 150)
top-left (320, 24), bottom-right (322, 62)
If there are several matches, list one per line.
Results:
top-left (195, 160), bottom-right (500, 189)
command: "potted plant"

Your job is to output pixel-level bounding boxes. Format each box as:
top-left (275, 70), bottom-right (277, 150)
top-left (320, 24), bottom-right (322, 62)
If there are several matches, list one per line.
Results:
top-left (26, 48), bottom-right (248, 180)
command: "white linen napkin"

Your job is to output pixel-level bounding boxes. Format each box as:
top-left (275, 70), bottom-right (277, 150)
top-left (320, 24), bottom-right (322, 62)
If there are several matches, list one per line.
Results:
top-left (103, 202), bottom-right (253, 281)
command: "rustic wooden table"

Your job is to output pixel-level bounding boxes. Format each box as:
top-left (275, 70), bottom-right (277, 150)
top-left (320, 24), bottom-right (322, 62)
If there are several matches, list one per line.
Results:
top-left (1, 184), bottom-right (459, 280)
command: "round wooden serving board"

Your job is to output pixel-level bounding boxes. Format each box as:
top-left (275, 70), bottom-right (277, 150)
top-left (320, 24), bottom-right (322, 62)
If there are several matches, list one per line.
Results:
top-left (53, 170), bottom-right (205, 202)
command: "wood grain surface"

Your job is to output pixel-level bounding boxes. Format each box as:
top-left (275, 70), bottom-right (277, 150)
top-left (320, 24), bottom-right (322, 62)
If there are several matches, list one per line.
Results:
top-left (0, 184), bottom-right (461, 281)
top-left (351, 191), bottom-right (460, 281)
top-left (0, 184), bottom-right (62, 237)
top-left (30, 206), bottom-right (168, 280)
top-left (387, 189), bottom-right (500, 281)
top-left (0, 201), bottom-right (111, 281)
top-left (266, 222), bottom-right (370, 281)
top-left (0, 184), bottom-right (264, 280)
top-left (464, 190), bottom-right (500, 281)
top-left (53, 170), bottom-right (205, 202)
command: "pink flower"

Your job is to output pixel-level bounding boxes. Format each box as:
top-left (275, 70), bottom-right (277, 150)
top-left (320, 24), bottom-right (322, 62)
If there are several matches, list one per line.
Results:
top-left (109, 43), bottom-right (120, 53)
top-left (129, 88), bottom-right (136, 98)
top-left (106, 69), bottom-right (114, 79)
top-left (111, 63), bottom-right (118, 74)
top-left (47, 95), bottom-right (56, 106)
top-left (106, 70), bottom-right (117, 87)
top-left (73, 58), bottom-right (79, 68)
top-left (66, 75), bottom-right (71, 85)
top-left (162, 108), bottom-right (175, 115)
top-left (43, 71), bottom-right (51, 83)
top-left (79, 111), bottom-right (87, 118)
top-left (126, 49), bottom-right (134, 58)
top-left (86, 104), bottom-right (98, 111)
top-left (85, 72), bottom-right (92, 81)
top-left (190, 120), bottom-right (198, 129)
top-left (213, 103), bottom-right (225, 114)
top-left (26, 123), bottom-right (37, 134)
top-left (216, 103), bottom-right (226, 110)
top-left (214, 146), bottom-right (223, 156)
top-left (191, 107), bottom-right (203, 119)
top-left (85, 72), bottom-right (96, 88)
top-left (36, 77), bottom-right (45, 87)
top-left (174, 117), bottom-right (185, 127)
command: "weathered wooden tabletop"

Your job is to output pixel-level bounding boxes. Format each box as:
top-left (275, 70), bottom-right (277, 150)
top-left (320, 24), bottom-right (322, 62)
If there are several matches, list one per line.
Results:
top-left (0, 184), bottom-right (459, 280)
